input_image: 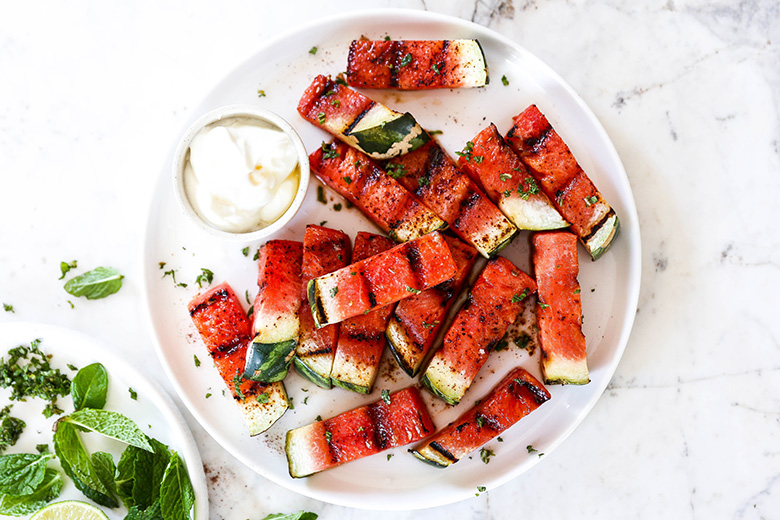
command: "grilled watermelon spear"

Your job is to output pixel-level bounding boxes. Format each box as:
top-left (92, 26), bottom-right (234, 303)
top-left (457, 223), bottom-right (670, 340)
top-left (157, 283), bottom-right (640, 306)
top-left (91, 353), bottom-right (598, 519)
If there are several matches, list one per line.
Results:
top-left (188, 283), bottom-right (288, 435)
top-left (298, 74), bottom-right (429, 160)
top-left (310, 140), bottom-right (445, 242)
top-left (506, 105), bottom-right (619, 260)
top-left (533, 230), bottom-right (590, 385)
top-left (422, 256), bottom-right (537, 405)
top-left (346, 39), bottom-right (488, 90)
top-left (457, 123), bottom-right (568, 231)
top-left (286, 386), bottom-right (434, 478)
top-left (412, 366), bottom-right (551, 467)
top-left (245, 240), bottom-right (304, 383)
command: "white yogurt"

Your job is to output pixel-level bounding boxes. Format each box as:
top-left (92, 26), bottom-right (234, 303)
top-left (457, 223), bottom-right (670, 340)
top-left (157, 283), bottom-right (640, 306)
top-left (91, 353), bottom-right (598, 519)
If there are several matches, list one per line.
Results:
top-left (183, 117), bottom-right (300, 233)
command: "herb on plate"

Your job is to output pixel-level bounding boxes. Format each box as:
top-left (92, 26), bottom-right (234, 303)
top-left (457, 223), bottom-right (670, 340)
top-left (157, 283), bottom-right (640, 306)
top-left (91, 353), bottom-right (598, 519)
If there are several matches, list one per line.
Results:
top-left (70, 362), bottom-right (108, 411)
top-left (0, 451), bottom-right (63, 517)
top-left (194, 268), bottom-right (214, 289)
top-left (0, 339), bottom-right (72, 418)
top-left (63, 266), bottom-right (124, 299)
top-left (3, 303), bottom-right (15, 313)
top-left (0, 406), bottom-right (25, 453)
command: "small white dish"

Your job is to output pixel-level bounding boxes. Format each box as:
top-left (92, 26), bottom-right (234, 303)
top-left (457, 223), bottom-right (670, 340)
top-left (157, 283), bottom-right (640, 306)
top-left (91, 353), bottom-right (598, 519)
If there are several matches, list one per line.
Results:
top-left (172, 105), bottom-right (310, 241)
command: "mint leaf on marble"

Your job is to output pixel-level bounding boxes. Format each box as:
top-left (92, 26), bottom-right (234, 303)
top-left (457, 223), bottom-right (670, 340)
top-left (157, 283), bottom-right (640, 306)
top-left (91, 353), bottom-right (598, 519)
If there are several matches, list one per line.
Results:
top-left (64, 266), bottom-right (124, 299)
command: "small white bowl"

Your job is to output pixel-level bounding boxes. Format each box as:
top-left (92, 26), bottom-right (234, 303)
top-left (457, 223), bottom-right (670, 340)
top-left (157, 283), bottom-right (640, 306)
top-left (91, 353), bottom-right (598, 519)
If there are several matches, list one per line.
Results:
top-left (172, 105), bottom-right (310, 241)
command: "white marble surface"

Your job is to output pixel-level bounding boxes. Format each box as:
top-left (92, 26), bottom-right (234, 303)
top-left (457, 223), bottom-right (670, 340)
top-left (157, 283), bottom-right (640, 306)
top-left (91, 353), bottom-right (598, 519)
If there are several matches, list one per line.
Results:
top-left (1, 1), bottom-right (779, 518)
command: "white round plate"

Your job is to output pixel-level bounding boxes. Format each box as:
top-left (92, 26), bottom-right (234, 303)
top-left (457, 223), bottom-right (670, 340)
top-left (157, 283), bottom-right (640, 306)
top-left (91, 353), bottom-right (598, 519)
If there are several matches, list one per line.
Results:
top-left (0, 322), bottom-right (208, 520)
top-left (143, 9), bottom-right (641, 510)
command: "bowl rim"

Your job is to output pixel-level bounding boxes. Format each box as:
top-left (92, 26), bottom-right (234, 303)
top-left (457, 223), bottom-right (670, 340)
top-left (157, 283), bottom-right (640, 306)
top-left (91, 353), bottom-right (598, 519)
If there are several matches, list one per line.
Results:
top-left (171, 104), bottom-right (310, 241)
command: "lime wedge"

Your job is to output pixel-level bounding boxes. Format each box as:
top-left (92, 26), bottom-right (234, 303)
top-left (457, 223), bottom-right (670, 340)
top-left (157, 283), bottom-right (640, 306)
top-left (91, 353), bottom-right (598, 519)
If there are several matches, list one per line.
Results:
top-left (30, 500), bottom-right (109, 520)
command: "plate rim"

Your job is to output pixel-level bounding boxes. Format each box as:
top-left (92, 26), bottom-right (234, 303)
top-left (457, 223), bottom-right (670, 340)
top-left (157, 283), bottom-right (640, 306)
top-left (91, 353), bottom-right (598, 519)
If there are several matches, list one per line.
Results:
top-left (142, 7), bottom-right (642, 510)
top-left (0, 321), bottom-right (210, 520)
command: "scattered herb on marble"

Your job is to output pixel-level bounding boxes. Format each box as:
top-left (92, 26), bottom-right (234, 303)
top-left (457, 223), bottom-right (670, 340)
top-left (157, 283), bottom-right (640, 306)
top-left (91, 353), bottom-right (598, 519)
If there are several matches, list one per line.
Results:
top-left (257, 89), bottom-right (266, 97)
top-left (128, 388), bottom-right (137, 400)
top-left (0, 339), bottom-right (71, 418)
top-left (59, 260), bottom-right (78, 280)
top-left (501, 74), bottom-right (509, 86)
top-left (2, 303), bottom-right (13, 313)
top-left (63, 266), bottom-right (124, 300)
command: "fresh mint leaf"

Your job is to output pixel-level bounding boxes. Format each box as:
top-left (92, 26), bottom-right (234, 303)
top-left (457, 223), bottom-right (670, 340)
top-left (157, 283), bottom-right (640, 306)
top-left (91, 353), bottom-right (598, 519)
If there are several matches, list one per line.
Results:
top-left (71, 362), bottom-right (108, 411)
top-left (91, 451), bottom-right (118, 500)
top-left (131, 439), bottom-right (170, 510)
top-left (53, 421), bottom-right (118, 508)
top-left (115, 445), bottom-right (141, 508)
top-left (160, 451), bottom-right (195, 520)
top-left (0, 468), bottom-right (63, 516)
top-left (63, 409), bottom-right (153, 452)
top-left (0, 452), bottom-right (54, 496)
top-left (64, 266), bottom-right (124, 299)
top-left (125, 500), bottom-right (163, 520)
top-left (261, 512), bottom-right (319, 520)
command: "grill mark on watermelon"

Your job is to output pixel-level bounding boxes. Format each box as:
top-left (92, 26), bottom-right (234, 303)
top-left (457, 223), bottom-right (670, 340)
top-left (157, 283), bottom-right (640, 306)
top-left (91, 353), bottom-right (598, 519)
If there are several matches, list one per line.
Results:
top-left (210, 337), bottom-right (245, 359)
top-left (507, 119), bottom-right (553, 154)
top-left (303, 345), bottom-right (334, 357)
top-left (429, 441), bottom-right (457, 463)
top-left (509, 377), bottom-right (551, 406)
top-left (580, 208), bottom-right (617, 243)
top-left (367, 403), bottom-right (390, 450)
top-left (188, 287), bottom-right (230, 317)
top-left (367, 291), bottom-right (378, 308)
top-left (405, 242), bottom-right (423, 286)
top-left (343, 329), bottom-right (384, 343)
top-left (344, 101), bottom-right (378, 135)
